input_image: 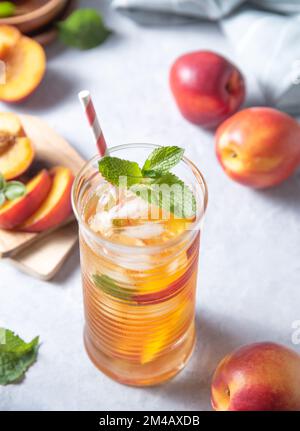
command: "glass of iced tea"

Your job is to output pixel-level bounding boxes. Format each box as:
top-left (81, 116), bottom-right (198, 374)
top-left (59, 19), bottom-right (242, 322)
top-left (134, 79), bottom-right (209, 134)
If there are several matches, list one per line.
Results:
top-left (72, 144), bottom-right (208, 386)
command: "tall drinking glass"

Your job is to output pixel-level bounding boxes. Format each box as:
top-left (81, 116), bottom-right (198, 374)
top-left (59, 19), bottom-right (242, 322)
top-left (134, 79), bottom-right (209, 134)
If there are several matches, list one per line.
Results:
top-left (72, 144), bottom-right (208, 386)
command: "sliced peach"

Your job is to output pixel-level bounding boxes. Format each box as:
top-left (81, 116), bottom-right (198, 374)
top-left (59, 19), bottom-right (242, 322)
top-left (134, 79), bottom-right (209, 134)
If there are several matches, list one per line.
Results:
top-left (0, 112), bottom-right (24, 136)
top-left (0, 25), bottom-right (21, 58)
top-left (0, 33), bottom-right (46, 102)
top-left (19, 166), bottom-right (74, 232)
top-left (0, 136), bottom-right (34, 179)
top-left (0, 169), bottom-right (52, 229)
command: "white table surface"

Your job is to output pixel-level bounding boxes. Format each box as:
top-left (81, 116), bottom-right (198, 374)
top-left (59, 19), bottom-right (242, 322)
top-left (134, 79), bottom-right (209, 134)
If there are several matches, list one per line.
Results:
top-left (1, 0), bottom-right (300, 412)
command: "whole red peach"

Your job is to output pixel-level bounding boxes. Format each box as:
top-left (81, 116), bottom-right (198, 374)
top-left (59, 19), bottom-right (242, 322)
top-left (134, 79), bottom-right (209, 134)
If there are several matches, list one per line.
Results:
top-left (170, 50), bottom-right (245, 128)
top-left (211, 342), bottom-right (300, 411)
top-left (216, 107), bottom-right (300, 188)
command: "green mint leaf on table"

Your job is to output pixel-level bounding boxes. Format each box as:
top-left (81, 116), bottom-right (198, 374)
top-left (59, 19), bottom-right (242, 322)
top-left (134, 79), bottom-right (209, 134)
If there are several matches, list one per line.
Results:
top-left (98, 157), bottom-right (143, 187)
top-left (93, 274), bottom-right (133, 301)
top-left (0, 329), bottom-right (39, 385)
top-left (0, 2), bottom-right (16, 18)
top-left (57, 9), bottom-right (111, 50)
top-left (4, 181), bottom-right (26, 201)
top-left (142, 146), bottom-right (184, 176)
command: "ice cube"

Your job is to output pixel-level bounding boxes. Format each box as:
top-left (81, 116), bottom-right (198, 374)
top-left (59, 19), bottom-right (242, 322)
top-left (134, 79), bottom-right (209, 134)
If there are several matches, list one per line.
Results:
top-left (111, 191), bottom-right (149, 220)
top-left (118, 256), bottom-right (155, 271)
top-left (111, 233), bottom-right (145, 247)
top-left (89, 188), bottom-right (152, 238)
top-left (89, 211), bottom-right (113, 237)
top-left (96, 182), bottom-right (118, 212)
top-left (124, 223), bottom-right (165, 240)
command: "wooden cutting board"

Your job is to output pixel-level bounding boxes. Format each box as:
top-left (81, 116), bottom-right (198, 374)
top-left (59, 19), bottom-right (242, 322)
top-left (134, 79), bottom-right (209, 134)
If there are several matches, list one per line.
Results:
top-left (10, 221), bottom-right (78, 280)
top-left (0, 114), bottom-right (85, 279)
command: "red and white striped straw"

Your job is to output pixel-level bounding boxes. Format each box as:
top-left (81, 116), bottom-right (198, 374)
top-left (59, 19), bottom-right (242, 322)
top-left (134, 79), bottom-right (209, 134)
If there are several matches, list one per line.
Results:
top-left (78, 90), bottom-right (108, 156)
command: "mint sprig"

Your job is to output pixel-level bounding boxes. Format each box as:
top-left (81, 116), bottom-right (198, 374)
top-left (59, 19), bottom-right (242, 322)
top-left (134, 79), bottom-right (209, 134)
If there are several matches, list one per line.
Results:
top-left (142, 146), bottom-right (184, 176)
top-left (138, 172), bottom-right (195, 218)
top-left (0, 173), bottom-right (26, 207)
top-left (58, 9), bottom-right (111, 50)
top-left (98, 146), bottom-right (196, 218)
top-left (0, 329), bottom-right (39, 385)
top-left (98, 157), bottom-right (142, 187)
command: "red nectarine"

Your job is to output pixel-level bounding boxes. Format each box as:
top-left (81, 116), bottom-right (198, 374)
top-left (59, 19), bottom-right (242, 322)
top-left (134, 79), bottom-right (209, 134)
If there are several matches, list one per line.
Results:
top-left (211, 342), bottom-right (300, 411)
top-left (170, 51), bottom-right (245, 128)
top-left (216, 107), bottom-right (300, 188)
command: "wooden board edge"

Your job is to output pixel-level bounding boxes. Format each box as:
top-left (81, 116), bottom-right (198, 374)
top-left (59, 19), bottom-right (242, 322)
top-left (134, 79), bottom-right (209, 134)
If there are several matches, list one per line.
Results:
top-left (0, 216), bottom-right (75, 258)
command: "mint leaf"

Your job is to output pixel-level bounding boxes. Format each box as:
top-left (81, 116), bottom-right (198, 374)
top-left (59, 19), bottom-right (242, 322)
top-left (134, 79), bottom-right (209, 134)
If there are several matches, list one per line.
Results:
top-left (4, 181), bottom-right (26, 201)
top-left (142, 146), bottom-right (184, 176)
top-left (97, 147), bottom-right (196, 219)
top-left (0, 329), bottom-right (39, 385)
top-left (93, 274), bottom-right (133, 301)
top-left (98, 157), bottom-right (143, 187)
top-left (0, 173), bottom-right (6, 190)
top-left (0, 177), bottom-right (26, 207)
top-left (0, 2), bottom-right (16, 18)
top-left (132, 173), bottom-right (196, 218)
top-left (0, 330), bottom-right (38, 354)
top-left (0, 191), bottom-right (5, 207)
top-left (58, 9), bottom-right (111, 50)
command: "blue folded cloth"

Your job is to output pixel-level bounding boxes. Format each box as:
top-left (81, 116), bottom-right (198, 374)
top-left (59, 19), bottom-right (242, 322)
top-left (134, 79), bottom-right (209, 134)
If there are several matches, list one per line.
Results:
top-left (113, 0), bottom-right (243, 20)
top-left (112, 0), bottom-right (300, 113)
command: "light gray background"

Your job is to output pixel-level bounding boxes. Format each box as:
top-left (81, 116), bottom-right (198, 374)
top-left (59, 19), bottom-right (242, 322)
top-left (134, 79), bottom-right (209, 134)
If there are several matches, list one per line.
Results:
top-left (0, 0), bottom-right (299, 411)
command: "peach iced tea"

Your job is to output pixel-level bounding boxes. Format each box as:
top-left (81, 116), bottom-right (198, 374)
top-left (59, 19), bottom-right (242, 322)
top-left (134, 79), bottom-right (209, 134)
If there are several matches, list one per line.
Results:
top-left (72, 144), bottom-right (207, 386)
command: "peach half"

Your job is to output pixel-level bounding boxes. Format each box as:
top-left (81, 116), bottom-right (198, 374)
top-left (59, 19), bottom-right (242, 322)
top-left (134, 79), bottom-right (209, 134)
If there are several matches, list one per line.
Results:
top-left (0, 25), bottom-right (21, 58)
top-left (0, 25), bottom-right (46, 102)
top-left (0, 136), bottom-right (34, 180)
top-left (0, 169), bottom-right (52, 229)
top-left (0, 112), bottom-right (25, 137)
top-left (19, 166), bottom-right (74, 232)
